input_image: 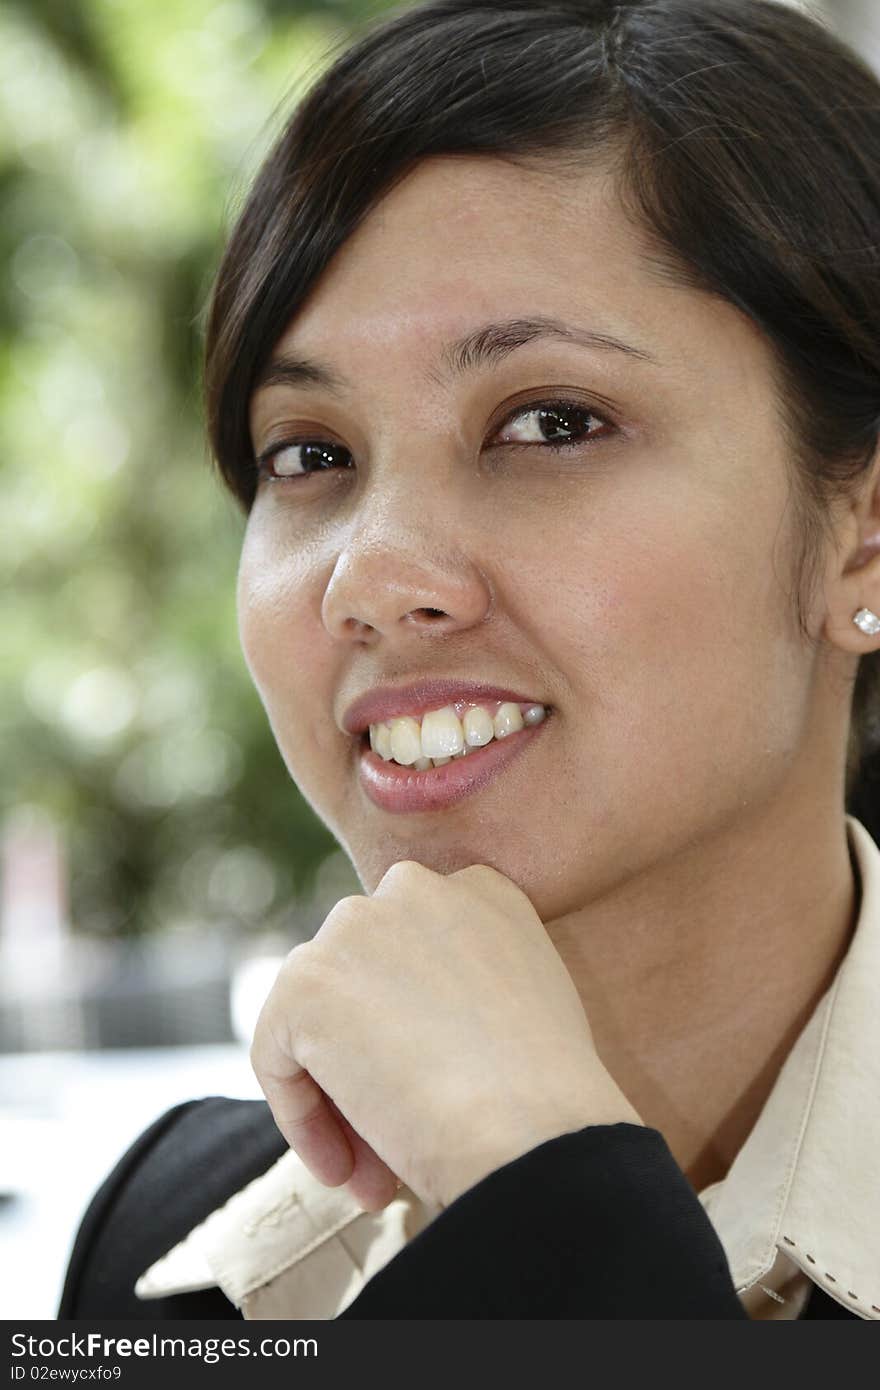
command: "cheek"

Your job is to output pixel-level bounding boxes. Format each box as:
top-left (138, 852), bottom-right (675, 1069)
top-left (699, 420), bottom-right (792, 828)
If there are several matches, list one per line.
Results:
top-left (586, 488), bottom-right (808, 796)
top-left (236, 525), bottom-right (308, 704)
top-left (236, 535), bottom-right (345, 803)
top-left (557, 448), bottom-right (794, 674)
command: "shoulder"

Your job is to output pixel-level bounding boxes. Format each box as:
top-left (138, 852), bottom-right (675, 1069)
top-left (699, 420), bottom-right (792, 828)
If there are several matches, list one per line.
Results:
top-left (58, 1096), bottom-right (287, 1320)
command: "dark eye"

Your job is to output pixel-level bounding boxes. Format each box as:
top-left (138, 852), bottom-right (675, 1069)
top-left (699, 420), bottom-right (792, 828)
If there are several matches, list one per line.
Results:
top-left (257, 440), bottom-right (353, 481)
top-left (492, 401), bottom-right (609, 448)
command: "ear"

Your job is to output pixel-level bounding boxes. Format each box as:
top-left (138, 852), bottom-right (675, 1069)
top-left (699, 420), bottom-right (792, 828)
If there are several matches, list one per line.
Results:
top-left (823, 445), bottom-right (880, 654)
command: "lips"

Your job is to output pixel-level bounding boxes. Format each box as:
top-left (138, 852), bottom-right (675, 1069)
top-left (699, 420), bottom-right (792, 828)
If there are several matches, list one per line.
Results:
top-left (356, 707), bottom-right (551, 814)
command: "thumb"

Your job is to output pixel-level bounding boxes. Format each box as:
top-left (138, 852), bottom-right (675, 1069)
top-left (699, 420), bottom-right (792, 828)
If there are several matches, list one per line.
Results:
top-left (251, 1022), bottom-right (355, 1186)
top-left (326, 1097), bottom-right (406, 1211)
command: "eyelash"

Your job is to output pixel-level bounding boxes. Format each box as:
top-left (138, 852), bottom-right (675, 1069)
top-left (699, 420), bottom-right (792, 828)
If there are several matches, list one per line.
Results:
top-left (253, 397), bottom-right (615, 483)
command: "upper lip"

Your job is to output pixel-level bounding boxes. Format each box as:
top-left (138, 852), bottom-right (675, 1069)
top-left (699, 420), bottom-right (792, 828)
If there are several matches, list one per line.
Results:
top-left (341, 679), bottom-right (548, 736)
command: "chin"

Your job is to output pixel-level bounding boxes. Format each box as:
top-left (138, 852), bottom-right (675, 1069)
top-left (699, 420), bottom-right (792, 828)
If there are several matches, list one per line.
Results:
top-left (352, 834), bottom-right (525, 891)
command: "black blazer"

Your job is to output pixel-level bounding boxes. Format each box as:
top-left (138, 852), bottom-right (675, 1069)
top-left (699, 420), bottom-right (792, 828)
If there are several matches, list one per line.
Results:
top-left (58, 1097), bottom-right (859, 1320)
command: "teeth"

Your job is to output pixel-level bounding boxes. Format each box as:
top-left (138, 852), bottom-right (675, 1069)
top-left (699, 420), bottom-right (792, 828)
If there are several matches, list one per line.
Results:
top-left (463, 706), bottom-right (495, 747)
top-left (420, 706), bottom-right (465, 758)
top-left (368, 701), bottom-right (546, 770)
top-left (370, 721), bottom-right (393, 760)
top-left (493, 702), bottom-right (524, 738)
top-left (388, 714), bottom-right (422, 766)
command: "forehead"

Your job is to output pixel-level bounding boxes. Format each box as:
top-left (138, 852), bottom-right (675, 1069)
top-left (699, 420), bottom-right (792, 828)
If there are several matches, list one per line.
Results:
top-left (259, 153), bottom-right (774, 404)
top-left (283, 154), bottom-right (651, 350)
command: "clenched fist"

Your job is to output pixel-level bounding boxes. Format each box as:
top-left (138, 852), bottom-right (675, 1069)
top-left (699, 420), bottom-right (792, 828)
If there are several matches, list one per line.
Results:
top-left (251, 859), bottom-right (643, 1211)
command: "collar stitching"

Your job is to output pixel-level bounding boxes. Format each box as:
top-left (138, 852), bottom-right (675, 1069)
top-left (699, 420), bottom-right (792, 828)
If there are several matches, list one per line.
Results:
top-left (733, 972), bottom-right (841, 1295)
top-left (209, 1205), bottom-right (371, 1304)
top-left (763, 968), bottom-right (842, 1264)
top-left (779, 1236), bottom-right (878, 1316)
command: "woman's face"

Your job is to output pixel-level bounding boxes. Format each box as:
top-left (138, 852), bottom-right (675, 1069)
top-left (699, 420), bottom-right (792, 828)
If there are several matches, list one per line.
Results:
top-left (240, 154), bottom-right (839, 920)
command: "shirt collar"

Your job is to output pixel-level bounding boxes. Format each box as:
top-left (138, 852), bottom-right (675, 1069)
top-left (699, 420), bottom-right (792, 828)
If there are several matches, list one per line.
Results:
top-left (136, 814), bottom-right (880, 1319)
top-left (134, 1144), bottom-right (442, 1318)
top-left (698, 814), bottom-right (880, 1319)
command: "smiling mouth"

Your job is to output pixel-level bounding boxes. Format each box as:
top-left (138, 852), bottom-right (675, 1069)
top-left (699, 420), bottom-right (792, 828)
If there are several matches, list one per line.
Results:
top-left (359, 700), bottom-right (549, 769)
top-left (354, 707), bottom-right (553, 814)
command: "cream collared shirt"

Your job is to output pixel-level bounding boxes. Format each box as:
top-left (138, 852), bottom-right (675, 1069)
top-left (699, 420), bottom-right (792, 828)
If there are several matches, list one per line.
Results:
top-left (136, 815), bottom-right (880, 1320)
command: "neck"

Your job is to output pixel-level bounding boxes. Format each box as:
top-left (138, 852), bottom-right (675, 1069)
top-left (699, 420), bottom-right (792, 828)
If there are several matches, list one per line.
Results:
top-left (545, 787), bottom-right (858, 1193)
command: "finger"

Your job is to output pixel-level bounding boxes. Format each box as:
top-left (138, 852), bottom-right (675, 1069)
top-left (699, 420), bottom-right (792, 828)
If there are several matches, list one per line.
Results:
top-left (251, 1024), bottom-right (355, 1187)
top-left (326, 1097), bottom-right (404, 1211)
top-left (450, 861), bottom-right (526, 901)
top-left (450, 861), bottom-right (542, 922)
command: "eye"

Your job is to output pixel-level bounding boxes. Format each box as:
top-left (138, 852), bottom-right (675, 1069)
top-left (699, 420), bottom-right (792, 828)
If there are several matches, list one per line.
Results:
top-left (254, 396), bottom-right (612, 484)
top-left (256, 439), bottom-right (353, 482)
top-left (490, 399), bottom-right (611, 449)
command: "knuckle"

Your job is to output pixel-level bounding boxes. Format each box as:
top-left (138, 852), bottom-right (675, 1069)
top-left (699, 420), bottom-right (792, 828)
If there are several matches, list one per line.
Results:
top-left (382, 858), bottom-right (429, 882)
top-left (373, 859), bottom-right (434, 897)
top-left (452, 863), bottom-right (528, 911)
top-left (283, 939), bottom-right (315, 966)
top-left (281, 938), bottom-right (319, 976)
top-left (316, 896), bottom-right (372, 949)
top-left (272, 941), bottom-right (327, 1012)
top-left (328, 893), bottom-right (364, 912)
top-left (321, 894), bottom-right (369, 930)
top-left (452, 862), bottom-right (500, 891)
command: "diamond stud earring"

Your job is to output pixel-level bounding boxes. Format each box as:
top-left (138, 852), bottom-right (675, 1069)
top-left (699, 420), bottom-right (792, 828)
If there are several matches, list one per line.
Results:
top-left (853, 607), bottom-right (880, 635)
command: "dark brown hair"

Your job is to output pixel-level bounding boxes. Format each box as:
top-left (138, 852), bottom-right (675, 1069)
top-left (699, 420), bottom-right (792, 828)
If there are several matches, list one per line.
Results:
top-left (204, 0), bottom-right (880, 796)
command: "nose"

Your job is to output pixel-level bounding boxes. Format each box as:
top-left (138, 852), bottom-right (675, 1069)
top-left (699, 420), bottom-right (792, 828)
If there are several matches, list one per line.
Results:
top-left (321, 489), bottom-right (494, 645)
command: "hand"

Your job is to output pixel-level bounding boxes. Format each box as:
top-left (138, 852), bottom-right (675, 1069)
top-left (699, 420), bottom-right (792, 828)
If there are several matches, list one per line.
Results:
top-left (250, 860), bottom-right (643, 1212)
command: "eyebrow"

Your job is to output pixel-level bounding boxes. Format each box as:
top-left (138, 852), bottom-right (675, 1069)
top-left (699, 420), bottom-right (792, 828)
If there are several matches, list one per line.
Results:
top-left (253, 315), bottom-right (658, 396)
top-left (439, 316), bottom-right (658, 379)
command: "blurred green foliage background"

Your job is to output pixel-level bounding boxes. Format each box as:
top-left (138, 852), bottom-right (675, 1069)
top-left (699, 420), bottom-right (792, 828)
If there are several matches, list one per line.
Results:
top-left (1, 0), bottom-right (400, 944)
